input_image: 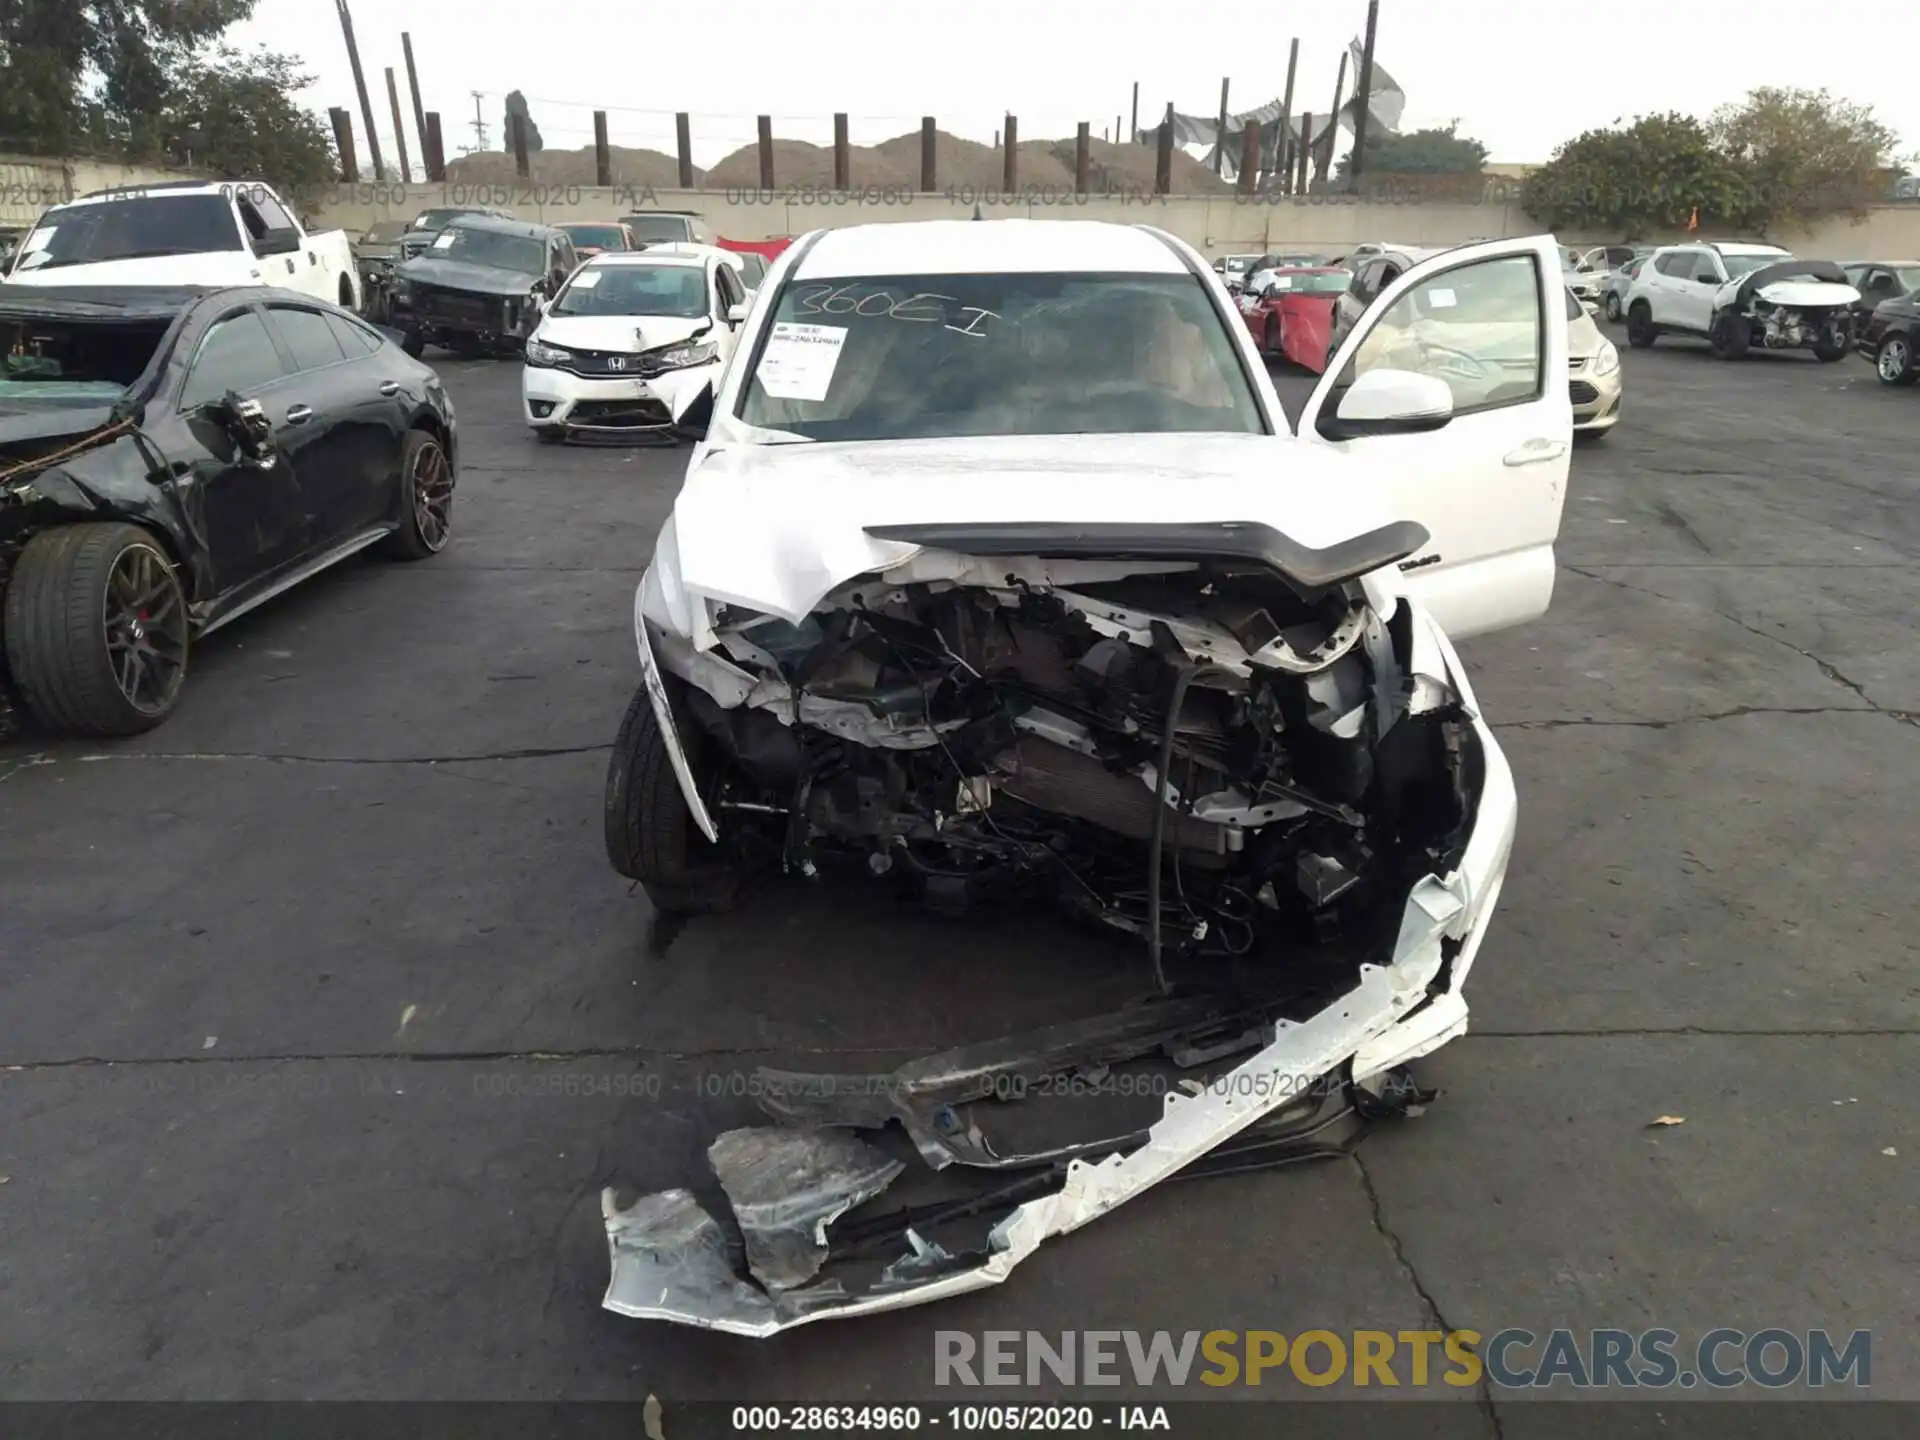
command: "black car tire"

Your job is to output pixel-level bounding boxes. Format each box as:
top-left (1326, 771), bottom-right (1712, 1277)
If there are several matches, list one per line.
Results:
top-left (1626, 302), bottom-right (1657, 348)
top-left (337, 276), bottom-right (355, 310)
top-left (1709, 311), bottom-right (1749, 360)
top-left (1875, 333), bottom-right (1917, 386)
top-left (400, 330), bottom-right (425, 358)
top-left (604, 680), bottom-right (743, 914)
top-left (1604, 292), bottom-right (1623, 322)
top-left (3, 523), bottom-right (190, 737)
top-left (1263, 315), bottom-right (1280, 356)
top-left (1812, 333), bottom-right (1847, 363)
top-left (379, 430), bottom-right (455, 561)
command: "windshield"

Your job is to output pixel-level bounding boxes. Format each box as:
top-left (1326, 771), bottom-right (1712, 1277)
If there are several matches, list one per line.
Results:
top-left (738, 271), bottom-right (1263, 442)
top-left (10, 196), bottom-right (240, 272)
top-left (627, 215), bottom-right (694, 242)
top-left (0, 316), bottom-right (169, 403)
top-left (429, 225), bottom-right (544, 274)
top-left (1264, 271), bottom-right (1349, 295)
top-left (1721, 253), bottom-right (1789, 278)
top-left (551, 262), bottom-right (709, 317)
top-left (563, 225), bottom-right (628, 249)
top-left (361, 221), bottom-right (409, 244)
top-left (1892, 266), bottom-right (1920, 292)
top-left (412, 209), bottom-right (480, 232)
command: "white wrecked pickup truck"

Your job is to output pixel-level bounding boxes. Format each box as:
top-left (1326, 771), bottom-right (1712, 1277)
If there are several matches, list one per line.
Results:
top-left (599, 220), bottom-right (1570, 1335)
top-left (5, 181), bottom-right (360, 312)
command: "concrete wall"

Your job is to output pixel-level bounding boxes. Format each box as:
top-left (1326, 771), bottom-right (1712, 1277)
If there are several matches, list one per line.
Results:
top-left (0, 154), bottom-right (214, 227)
top-left (305, 181), bottom-right (1920, 261)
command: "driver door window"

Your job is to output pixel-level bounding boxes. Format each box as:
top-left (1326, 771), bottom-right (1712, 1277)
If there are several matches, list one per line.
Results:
top-left (180, 310), bottom-right (286, 410)
top-left (1346, 253), bottom-right (1542, 416)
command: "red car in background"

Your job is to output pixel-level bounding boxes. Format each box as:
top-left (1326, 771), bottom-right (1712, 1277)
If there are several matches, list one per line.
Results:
top-left (1236, 266), bottom-right (1352, 372)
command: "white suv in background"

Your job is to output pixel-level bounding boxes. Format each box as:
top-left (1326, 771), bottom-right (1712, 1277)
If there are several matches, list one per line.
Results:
top-left (1621, 241), bottom-right (1788, 345)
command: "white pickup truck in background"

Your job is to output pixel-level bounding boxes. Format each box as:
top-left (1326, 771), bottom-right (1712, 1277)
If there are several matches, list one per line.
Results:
top-left (2, 180), bottom-right (360, 311)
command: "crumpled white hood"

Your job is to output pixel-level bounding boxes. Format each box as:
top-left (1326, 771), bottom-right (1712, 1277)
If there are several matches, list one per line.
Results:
top-left (1717, 278), bottom-right (1860, 309)
top-left (533, 313), bottom-right (709, 354)
top-left (663, 432), bottom-right (1392, 626)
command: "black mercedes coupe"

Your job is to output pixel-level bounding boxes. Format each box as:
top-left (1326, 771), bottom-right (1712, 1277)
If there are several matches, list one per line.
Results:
top-left (0, 284), bottom-right (458, 737)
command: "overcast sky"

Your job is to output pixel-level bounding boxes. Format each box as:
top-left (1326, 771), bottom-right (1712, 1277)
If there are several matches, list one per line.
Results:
top-left (233, 0), bottom-right (1919, 175)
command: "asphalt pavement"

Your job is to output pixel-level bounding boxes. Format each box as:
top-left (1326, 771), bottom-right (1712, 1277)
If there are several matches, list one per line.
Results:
top-left (2, 335), bottom-right (1916, 1422)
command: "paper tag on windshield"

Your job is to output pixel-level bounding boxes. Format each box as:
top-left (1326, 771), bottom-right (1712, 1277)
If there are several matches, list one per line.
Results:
top-left (756, 323), bottom-right (847, 401)
top-left (432, 232), bottom-right (457, 250)
top-left (1272, 276), bottom-right (1292, 289)
top-left (1426, 287), bottom-right (1458, 308)
top-left (569, 270), bottom-right (601, 288)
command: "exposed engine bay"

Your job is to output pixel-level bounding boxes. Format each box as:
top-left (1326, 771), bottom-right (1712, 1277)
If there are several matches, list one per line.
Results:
top-left (1712, 258), bottom-right (1860, 356)
top-left (603, 524), bottom-right (1514, 1334)
top-left (670, 546), bottom-right (1469, 977)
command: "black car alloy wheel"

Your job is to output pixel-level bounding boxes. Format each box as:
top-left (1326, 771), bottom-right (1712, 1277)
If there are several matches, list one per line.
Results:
top-left (411, 439), bottom-right (454, 551)
top-left (104, 542), bottom-right (189, 715)
top-left (1876, 334), bottom-right (1915, 385)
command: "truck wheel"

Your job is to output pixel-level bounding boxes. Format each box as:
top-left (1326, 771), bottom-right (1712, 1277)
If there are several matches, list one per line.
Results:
top-left (1875, 334), bottom-right (1916, 385)
top-left (337, 276), bottom-right (355, 310)
top-left (1626, 302), bottom-right (1657, 348)
top-left (3, 523), bottom-right (190, 736)
top-left (1812, 333), bottom-right (1847, 363)
top-left (1709, 311), bottom-right (1749, 359)
top-left (379, 430), bottom-right (455, 560)
top-left (604, 680), bottom-right (744, 915)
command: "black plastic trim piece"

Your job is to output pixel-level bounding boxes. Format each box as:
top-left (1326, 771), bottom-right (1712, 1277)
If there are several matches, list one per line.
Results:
top-left (861, 519), bottom-right (1431, 592)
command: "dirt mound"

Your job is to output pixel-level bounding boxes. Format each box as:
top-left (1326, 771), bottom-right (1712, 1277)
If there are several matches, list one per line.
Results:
top-left (704, 139), bottom-right (915, 190)
top-left (444, 145), bottom-right (697, 188)
top-left (1047, 137), bottom-right (1234, 195)
top-left (870, 130), bottom-right (1074, 191)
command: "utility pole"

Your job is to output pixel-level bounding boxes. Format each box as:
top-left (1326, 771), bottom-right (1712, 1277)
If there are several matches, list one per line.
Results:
top-left (467, 91), bottom-right (488, 153)
top-left (333, 0), bottom-right (386, 181)
top-left (1349, 0), bottom-right (1381, 188)
top-left (1130, 82), bottom-right (1139, 145)
top-left (1277, 38), bottom-right (1299, 192)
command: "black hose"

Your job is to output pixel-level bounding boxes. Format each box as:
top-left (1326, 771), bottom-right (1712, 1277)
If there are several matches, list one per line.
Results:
top-left (1148, 663), bottom-right (1226, 993)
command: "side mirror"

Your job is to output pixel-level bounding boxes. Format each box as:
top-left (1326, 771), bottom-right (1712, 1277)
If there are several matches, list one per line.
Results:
top-left (254, 226), bottom-right (300, 257)
top-left (726, 301), bottom-right (748, 326)
top-left (1317, 368), bottom-right (1453, 442)
top-left (671, 380), bottom-right (714, 441)
top-left (211, 389), bottom-right (277, 466)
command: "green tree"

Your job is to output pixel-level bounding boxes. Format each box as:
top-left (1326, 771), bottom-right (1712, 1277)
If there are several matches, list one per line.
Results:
top-left (503, 91), bottom-right (544, 153)
top-left (1707, 86), bottom-right (1902, 223)
top-left (1520, 112), bottom-right (1765, 237)
top-left (157, 46), bottom-right (337, 199)
top-left (0, 0), bottom-right (254, 155)
top-left (1338, 122), bottom-right (1488, 178)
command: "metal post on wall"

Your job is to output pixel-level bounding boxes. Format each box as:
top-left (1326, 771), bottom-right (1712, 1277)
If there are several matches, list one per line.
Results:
top-left (334, 0), bottom-right (386, 181)
top-left (1349, 0), bottom-right (1381, 188)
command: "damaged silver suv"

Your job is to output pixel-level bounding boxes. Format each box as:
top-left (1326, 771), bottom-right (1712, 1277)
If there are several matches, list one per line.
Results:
top-left (598, 220), bottom-right (1571, 1334)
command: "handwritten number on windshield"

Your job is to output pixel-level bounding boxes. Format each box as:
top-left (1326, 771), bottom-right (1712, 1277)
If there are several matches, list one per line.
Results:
top-left (793, 284), bottom-right (999, 336)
